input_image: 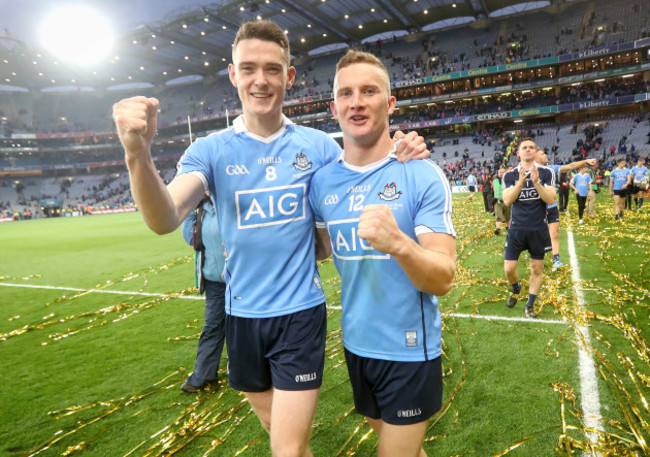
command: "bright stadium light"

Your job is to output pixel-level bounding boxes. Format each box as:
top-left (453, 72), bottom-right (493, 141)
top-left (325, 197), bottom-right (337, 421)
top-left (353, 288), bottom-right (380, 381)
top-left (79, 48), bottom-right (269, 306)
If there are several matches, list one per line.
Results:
top-left (39, 5), bottom-right (114, 65)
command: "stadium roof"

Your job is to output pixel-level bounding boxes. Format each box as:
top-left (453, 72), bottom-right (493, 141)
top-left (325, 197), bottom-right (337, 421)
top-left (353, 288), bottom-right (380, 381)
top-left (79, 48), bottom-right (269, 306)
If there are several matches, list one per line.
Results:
top-left (0, 0), bottom-right (555, 92)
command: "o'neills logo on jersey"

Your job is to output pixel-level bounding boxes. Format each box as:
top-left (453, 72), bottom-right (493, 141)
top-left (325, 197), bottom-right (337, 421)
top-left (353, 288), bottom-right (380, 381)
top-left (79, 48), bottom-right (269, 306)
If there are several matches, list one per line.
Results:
top-left (397, 408), bottom-right (422, 418)
top-left (378, 182), bottom-right (402, 201)
top-left (293, 152), bottom-right (312, 171)
top-left (295, 372), bottom-right (317, 382)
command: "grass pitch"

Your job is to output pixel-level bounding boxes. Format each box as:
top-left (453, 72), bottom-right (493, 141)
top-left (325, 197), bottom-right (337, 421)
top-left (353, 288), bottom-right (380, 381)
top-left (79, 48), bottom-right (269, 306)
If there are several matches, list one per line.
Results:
top-left (0, 194), bottom-right (648, 456)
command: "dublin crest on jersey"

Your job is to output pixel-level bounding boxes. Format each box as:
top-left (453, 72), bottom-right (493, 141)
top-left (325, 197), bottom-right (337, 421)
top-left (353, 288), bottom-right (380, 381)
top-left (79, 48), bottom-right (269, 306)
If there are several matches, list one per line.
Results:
top-left (378, 182), bottom-right (402, 201)
top-left (293, 152), bottom-right (313, 171)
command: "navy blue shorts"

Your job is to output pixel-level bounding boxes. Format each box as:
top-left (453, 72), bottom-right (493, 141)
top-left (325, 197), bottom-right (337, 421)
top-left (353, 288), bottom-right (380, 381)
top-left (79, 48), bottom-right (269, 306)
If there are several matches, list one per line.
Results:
top-left (225, 303), bottom-right (326, 392)
top-left (613, 189), bottom-right (628, 197)
top-left (344, 349), bottom-right (443, 426)
top-left (504, 227), bottom-right (552, 261)
top-left (546, 206), bottom-right (560, 224)
top-left (468, 186), bottom-right (476, 192)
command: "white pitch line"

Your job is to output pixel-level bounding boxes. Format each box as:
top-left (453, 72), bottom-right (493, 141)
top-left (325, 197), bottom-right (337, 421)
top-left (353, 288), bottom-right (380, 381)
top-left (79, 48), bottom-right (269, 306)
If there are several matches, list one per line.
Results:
top-left (1, 282), bottom-right (572, 324)
top-left (567, 230), bottom-right (604, 450)
top-left (446, 312), bottom-right (566, 325)
top-left (0, 282), bottom-right (344, 310)
top-left (0, 282), bottom-right (203, 300)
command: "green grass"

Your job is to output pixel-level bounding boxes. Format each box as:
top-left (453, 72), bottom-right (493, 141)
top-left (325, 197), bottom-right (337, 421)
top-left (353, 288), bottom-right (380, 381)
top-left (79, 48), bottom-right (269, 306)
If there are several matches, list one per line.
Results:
top-left (0, 194), bottom-right (648, 456)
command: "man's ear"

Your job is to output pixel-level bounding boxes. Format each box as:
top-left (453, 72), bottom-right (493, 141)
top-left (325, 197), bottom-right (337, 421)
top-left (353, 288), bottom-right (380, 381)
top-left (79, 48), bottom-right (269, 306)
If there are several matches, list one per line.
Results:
top-left (287, 66), bottom-right (296, 89)
top-left (330, 100), bottom-right (338, 118)
top-left (387, 95), bottom-right (396, 115)
top-left (228, 63), bottom-right (237, 87)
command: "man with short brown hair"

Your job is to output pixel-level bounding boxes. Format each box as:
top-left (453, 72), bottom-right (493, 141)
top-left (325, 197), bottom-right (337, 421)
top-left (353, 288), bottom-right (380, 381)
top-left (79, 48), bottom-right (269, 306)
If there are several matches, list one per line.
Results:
top-left (503, 139), bottom-right (555, 318)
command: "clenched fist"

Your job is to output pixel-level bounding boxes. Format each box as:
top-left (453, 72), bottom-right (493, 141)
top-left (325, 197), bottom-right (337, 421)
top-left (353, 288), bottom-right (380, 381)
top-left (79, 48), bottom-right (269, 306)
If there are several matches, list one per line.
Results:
top-left (357, 204), bottom-right (404, 255)
top-left (112, 96), bottom-right (159, 161)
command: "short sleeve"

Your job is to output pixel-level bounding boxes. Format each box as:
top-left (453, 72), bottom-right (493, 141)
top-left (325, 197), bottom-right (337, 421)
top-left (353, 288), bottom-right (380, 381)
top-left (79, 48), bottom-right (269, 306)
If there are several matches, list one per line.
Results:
top-left (414, 161), bottom-right (456, 237)
top-left (176, 137), bottom-right (214, 191)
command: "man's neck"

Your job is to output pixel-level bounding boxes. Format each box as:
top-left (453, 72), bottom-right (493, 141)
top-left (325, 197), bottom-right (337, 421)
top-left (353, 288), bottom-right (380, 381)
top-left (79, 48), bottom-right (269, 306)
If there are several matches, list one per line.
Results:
top-left (343, 134), bottom-right (394, 167)
top-left (242, 112), bottom-right (284, 138)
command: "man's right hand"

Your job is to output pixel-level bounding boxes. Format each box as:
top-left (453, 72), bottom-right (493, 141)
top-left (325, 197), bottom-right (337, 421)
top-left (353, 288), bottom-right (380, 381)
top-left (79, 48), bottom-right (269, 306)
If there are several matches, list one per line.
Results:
top-left (112, 96), bottom-right (160, 161)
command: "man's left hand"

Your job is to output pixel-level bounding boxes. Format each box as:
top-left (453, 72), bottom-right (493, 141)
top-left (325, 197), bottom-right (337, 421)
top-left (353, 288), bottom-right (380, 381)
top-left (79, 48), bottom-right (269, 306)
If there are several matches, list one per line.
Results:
top-left (393, 130), bottom-right (429, 162)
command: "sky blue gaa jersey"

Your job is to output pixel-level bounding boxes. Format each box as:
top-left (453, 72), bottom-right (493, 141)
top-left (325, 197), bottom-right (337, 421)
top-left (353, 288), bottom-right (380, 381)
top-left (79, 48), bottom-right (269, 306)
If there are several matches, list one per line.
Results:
top-left (503, 164), bottom-right (555, 230)
top-left (467, 174), bottom-right (476, 187)
top-left (546, 164), bottom-right (561, 209)
top-left (309, 153), bottom-right (455, 362)
top-left (177, 115), bottom-right (341, 318)
top-left (631, 165), bottom-right (648, 181)
top-left (181, 199), bottom-right (224, 283)
top-left (571, 173), bottom-right (592, 197)
top-left (610, 168), bottom-right (631, 190)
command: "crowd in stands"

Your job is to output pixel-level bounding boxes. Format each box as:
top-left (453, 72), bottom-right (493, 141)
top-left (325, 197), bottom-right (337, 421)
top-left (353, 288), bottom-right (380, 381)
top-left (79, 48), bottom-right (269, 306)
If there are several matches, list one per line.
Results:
top-left (1, 0), bottom-right (648, 135)
top-left (434, 115), bottom-right (650, 189)
top-left (1, 0), bottom-right (650, 220)
top-left (2, 111), bottom-right (648, 221)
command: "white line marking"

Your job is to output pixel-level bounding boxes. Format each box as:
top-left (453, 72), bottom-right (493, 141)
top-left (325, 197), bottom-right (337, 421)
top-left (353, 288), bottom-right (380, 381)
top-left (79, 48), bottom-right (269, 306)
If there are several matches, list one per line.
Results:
top-left (0, 282), bottom-right (346, 310)
top-left (0, 283), bottom-right (570, 324)
top-left (567, 230), bottom-right (604, 449)
top-left (0, 282), bottom-right (203, 300)
top-left (445, 312), bottom-right (566, 325)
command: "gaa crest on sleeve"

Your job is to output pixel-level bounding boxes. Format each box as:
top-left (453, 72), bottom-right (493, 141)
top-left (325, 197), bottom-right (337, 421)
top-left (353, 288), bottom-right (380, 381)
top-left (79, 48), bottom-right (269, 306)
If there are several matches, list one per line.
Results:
top-left (378, 182), bottom-right (402, 201)
top-left (293, 152), bottom-right (312, 171)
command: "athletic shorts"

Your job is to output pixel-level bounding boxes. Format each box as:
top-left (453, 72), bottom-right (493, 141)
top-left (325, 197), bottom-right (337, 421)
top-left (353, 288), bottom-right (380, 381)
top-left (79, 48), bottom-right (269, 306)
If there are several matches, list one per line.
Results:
top-left (494, 201), bottom-right (510, 222)
top-left (546, 206), bottom-right (560, 224)
top-left (225, 303), bottom-right (326, 392)
top-left (344, 349), bottom-right (443, 426)
top-left (504, 227), bottom-right (552, 261)
top-left (629, 184), bottom-right (641, 194)
top-left (468, 186), bottom-right (476, 192)
top-left (613, 189), bottom-right (628, 197)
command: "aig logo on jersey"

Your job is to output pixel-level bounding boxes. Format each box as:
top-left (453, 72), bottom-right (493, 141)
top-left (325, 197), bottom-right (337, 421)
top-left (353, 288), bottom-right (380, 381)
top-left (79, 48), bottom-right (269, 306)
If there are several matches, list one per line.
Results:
top-left (226, 164), bottom-right (250, 176)
top-left (378, 182), bottom-right (402, 201)
top-left (518, 187), bottom-right (539, 200)
top-left (236, 184), bottom-right (305, 229)
top-left (324, 194), bottom-right (339, 205)
top-left (327, 219), bottom-right (389, 260)
top-left (293, 152), bottom-right (312, 171)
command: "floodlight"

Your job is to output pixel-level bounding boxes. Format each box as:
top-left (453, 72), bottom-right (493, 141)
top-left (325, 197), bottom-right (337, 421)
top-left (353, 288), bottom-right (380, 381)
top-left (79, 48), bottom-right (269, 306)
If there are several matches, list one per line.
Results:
top-left (39, 5), bottom-right (114, 65)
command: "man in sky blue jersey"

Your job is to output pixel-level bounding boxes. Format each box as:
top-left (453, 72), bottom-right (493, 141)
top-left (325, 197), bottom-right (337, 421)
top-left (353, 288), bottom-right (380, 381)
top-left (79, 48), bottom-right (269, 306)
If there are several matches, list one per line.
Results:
top-left (180, 194), bottom-right (227, 393)
top-left (466, 172), bottom-right (477, 202)
top-left (569, 165), bottom-right (592, 224)
top-left (309, 50), bottom-right (456, 457)
top-left (503, 138), bottom-right (556, 318)
top-left (609, 158), bottom-right (632, 220)
top-left (535, 149), bottom-right (595, 270)
top-left (112, 20), bottom-right (428, 457)
top-left (630, 157), bottom-right (648, 210)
